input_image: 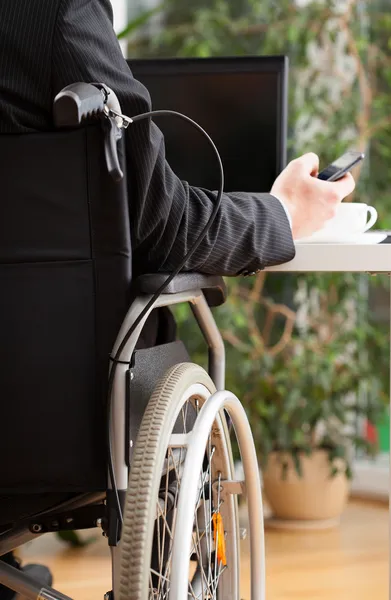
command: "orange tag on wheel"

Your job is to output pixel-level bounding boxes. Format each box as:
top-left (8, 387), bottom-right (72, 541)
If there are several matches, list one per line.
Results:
top-left (212, 512), bottom-right (227, 566)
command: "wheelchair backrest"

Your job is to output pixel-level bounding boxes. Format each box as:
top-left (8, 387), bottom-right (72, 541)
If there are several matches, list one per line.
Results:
top-left (0, 125), bottom-right (131, 494)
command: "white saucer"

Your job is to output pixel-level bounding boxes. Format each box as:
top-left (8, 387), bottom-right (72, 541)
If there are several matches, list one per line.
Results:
top-left (296, 231), bottom-right (388, 245)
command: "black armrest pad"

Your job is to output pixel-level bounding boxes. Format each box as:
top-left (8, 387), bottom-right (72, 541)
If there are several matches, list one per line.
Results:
top-left (134, 273), bottom-right (227, 307)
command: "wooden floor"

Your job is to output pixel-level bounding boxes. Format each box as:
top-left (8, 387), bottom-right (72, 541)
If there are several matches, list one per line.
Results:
top-left (19, 499), bottom-right (388, 599)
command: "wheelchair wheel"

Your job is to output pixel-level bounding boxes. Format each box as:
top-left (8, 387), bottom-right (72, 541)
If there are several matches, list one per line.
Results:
top-left (118, 363), bottom-right (265, 600)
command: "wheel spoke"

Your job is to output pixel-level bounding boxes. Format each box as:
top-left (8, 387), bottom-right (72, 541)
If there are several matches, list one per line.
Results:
top-left (161, 447), bottom-right (183, 588)
top-left (157, 452), bottom-right (171, 597)
top-left (211, 564), bottom-right (227, 598)
top-left (157, 496), bottom-right (174, 541)
top-left (160, 442), bottom-right (187, 589)
top-left (192, 515), bottom-right (208, 599)
top-left (122, 365), bottom-right (243, 600)
top-left (208, 435), bottom-right (213, 591)
top-left (189, 441), bottom-right (217, 598)
top-left (148, 399), bottom-right (231, 599)
top-left (188, 578), bottom-right (201, 600)
top-left (213, 472), bottom-right (222, 591)
top-left (150, 568), bottom-right (171, 585)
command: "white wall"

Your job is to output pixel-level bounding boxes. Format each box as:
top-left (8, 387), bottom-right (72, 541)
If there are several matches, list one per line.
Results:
top-left (110, 0), bottom-right (128, 33)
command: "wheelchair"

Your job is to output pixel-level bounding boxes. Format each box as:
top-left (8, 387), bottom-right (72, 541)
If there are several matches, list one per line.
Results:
top-left (0, 83), bottom-right (265, 600)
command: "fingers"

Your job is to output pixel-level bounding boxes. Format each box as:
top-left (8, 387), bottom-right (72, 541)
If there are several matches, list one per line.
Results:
top-left (316, 172), bottom-right (356, 200)
top-left (293, 155), bottom-right (356, 199)
top-left (293, 152), bottom-right (320, 175)
top-left (330, 172), bottom-right (356, 196)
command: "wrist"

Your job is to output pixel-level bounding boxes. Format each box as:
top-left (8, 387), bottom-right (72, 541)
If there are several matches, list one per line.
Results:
top-left (270, 192), bottom-right (295, 232)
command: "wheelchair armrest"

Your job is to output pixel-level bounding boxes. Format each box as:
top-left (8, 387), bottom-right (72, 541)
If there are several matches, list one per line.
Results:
top-left (134, 273), bottom-right (227, 307)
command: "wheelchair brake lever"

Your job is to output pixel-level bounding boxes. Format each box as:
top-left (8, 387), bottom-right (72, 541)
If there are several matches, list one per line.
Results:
top-left (101, 106), bottom-right (133, 183)
top-left (102, 115), bottom-right (124, 183)
top-left (89, 84), bottom-right (131, 183)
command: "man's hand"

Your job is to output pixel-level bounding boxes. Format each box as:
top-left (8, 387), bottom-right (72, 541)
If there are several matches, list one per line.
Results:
top-left (271, 152), bottom-right (356, 240)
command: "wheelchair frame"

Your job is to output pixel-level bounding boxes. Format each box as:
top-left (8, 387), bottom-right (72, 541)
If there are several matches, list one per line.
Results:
top-left (0, 283), bottom-right (229, 600)
top-left (0, 83), bottom-right (265, 600)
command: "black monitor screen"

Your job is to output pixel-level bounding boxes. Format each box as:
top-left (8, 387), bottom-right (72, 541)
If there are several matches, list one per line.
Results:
top-left (128, 56), bottom-right (288, 193)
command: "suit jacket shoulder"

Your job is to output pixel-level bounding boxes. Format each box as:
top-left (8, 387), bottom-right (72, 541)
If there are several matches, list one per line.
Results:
top-left (0, 0), bottom-right (63, 132)
top-left (0, 0), bottom-right (295, 274)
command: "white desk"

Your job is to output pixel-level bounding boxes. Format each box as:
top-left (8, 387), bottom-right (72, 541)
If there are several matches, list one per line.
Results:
top-left (266, 236), bottom-right (391, 273)
top-left (265, 232), bottom-right (391, 592)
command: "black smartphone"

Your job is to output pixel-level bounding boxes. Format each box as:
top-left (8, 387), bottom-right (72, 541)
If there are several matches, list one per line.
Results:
top-left (317, 151), bottom-right (365, 182)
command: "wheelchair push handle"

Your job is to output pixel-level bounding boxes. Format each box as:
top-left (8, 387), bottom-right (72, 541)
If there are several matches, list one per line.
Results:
top-left (53, 82), bottom-right (124, 182)
top-left (53, 82), bottom-right (106, 126)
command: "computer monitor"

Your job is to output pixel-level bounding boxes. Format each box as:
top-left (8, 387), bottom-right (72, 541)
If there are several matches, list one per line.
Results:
top-left (127, 56), bottom-right (288, 193)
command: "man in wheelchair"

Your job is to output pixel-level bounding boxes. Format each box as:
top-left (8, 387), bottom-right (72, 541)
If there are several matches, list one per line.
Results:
top-left (0, 1), bottom-right (355, 599)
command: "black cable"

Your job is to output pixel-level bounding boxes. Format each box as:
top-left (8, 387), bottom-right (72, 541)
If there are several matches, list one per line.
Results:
top-left (106, 109), bottom-right (225, 527)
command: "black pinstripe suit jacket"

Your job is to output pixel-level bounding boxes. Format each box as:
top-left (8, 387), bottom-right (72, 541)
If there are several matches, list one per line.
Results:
top-left (0, 0), bottom-right (295, 276)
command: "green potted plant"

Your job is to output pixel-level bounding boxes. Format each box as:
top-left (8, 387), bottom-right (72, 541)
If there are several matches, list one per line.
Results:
top-left (235, 274), bottom-right (385, 527)
top-left (173, 271), bottom-right (387, 527)
top-left (251, 328), bottom-right (385, 527)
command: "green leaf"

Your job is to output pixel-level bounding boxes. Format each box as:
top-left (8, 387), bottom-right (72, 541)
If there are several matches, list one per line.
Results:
top-left (56, 530), bottom-right (95, 547)
top-left (329, 466), bottom-right (340, 479)
top-left (292, 452), bottom-right (303, 478)
top-left (117, 4), bottom-right (165, 40)
top-left (345, 465), bottom-right (353, 480)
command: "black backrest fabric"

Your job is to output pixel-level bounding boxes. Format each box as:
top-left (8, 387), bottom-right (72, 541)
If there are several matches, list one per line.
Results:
top-left (0, 126), bottom-right (131, 493)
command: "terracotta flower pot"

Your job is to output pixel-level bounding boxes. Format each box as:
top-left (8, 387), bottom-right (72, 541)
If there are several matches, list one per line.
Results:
top-left (263, 449), bottom-right (349, 524)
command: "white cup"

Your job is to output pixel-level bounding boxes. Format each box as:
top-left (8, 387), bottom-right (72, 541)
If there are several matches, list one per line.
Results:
top-left (300, 202), bottom-right (378, 242)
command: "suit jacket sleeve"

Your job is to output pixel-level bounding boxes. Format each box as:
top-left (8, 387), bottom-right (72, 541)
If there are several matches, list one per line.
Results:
top-left (52, 0), bottom-right (295, 276)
